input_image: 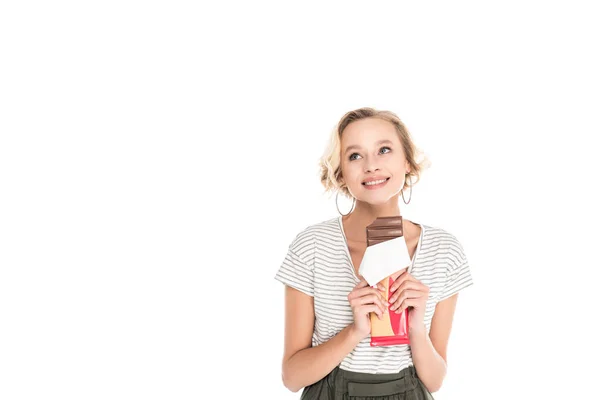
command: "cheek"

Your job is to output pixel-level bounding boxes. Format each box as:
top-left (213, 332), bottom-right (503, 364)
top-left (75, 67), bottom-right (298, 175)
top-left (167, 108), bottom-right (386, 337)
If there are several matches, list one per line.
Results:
top-left (388, 154), bottom-right (407, 170)
top-left (343, 163), bottom-right (363, 182)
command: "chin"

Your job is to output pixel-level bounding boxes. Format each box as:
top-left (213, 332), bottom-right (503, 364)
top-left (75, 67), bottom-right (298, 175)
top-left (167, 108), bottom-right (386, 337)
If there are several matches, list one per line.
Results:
top-left (361, 196), bottom-right (391, 206)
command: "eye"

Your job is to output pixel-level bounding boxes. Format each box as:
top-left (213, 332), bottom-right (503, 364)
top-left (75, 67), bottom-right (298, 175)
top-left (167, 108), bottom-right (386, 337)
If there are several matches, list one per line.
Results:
top-left (348, 147), bottom-right (391, 161)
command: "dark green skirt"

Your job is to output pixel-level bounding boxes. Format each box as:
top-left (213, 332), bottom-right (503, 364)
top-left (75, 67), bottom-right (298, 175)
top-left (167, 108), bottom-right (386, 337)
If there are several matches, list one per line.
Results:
top-left (300, 365), bottom-right (434, 400)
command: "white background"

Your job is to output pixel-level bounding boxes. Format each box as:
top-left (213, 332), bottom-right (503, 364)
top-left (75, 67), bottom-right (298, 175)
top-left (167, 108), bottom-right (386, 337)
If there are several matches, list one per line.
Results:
top-left (1, 1), bottom-right (599, 399)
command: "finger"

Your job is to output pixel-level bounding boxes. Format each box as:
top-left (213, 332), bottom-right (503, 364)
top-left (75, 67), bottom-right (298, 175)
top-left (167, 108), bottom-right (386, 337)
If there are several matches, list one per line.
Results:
top-left (395, 298), bottom-right (421, 313)
top-left (348, 281), bottom-right (371, 300)
top-left (391, 267), bottom-right (409, 281)
top-left (390, 273), bottom-right (419, 293)
top-left (352, 286), bottom-right (387, 303)
top-left (389, 282), bottom-right (423, 303)
top-left (361, 293), bottom-right (388, 316)
top-left (390, 290), bottom-right (422, 310)
top-left (355, 279), bottom-right (369, 289)
top-left (389, 280), bottom-right (419, 299)
top-left (359, 304), bottom-right (383, 320)
top-left (397, 282), bottom-right (430, 298)
top-left (356, 293), bottom-right (388, 313)
top-left (369, 283), bottom-right (388, 296)
top-left (389, 275), bottom-right (409, 293)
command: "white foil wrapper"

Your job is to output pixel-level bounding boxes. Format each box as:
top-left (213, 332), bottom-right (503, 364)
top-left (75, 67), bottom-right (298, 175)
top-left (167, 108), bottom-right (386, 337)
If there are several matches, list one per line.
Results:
top-left (358, 236), bottom-right (412, 286)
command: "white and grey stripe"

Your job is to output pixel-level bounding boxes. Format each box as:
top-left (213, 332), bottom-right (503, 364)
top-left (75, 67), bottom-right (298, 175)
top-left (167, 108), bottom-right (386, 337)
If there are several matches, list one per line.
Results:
top-left (275, 215), bottom-right (474, 374)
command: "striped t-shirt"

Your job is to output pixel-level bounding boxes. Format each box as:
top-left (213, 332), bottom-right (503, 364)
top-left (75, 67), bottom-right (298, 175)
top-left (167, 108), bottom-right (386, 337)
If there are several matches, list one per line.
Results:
top-left (274, 215), bottom-right (474, 374)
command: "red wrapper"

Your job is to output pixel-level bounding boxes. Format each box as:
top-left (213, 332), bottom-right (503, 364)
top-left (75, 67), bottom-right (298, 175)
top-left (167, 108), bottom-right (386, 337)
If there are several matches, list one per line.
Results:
top-left (370, 275), bottom-right (410, 346)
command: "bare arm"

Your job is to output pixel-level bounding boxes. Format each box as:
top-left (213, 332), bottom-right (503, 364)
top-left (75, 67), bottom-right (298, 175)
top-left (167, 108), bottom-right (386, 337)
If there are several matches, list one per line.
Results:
top-left (281, 286), bottom-right (363, 393)
top-left (409, 293), bottom-right (459, 393)
top-left (281, 279), bottom-right (387, 393)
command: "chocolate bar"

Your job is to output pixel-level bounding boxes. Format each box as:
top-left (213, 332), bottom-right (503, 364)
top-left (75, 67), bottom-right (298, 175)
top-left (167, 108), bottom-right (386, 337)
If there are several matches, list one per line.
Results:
top-left (366, 215), bottom-right (410, 346)
top-left (366, 216), bottom-right (403, 246)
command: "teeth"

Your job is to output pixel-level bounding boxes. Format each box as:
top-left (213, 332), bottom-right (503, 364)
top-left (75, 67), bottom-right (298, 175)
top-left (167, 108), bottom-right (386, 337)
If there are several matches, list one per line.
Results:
top-left (364, 178), bottom-right (387, 186)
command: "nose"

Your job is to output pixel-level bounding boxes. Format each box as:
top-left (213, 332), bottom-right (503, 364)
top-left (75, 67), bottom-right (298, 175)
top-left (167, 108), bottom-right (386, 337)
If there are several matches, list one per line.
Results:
top-left (364, 155), bottom-right (381, 173)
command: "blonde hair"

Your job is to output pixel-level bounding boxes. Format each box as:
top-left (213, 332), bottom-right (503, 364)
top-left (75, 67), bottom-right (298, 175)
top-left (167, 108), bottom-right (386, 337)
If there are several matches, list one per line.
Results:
top-left (319, 107), bottom-right (431, 199)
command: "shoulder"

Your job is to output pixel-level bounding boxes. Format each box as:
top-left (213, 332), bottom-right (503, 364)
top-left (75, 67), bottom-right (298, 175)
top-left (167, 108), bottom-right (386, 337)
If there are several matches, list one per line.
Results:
top-left (420, 223), bottom-right (467, 265)
top-left (286, 216), bottom-right (340, 262)
top-left (289, 216), bottom-right (340, 245)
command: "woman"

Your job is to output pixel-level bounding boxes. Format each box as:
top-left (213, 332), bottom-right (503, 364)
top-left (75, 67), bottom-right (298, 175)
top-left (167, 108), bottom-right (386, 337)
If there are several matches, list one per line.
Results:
top-left (275, 107), bottom-right (473, 399)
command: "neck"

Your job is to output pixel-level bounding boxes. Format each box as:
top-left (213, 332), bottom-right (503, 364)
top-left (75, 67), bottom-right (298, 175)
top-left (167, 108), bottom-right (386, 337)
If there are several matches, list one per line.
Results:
top-left (353, 195), bottom-right (402, 220)
top-left (342, 195), bottom-right (404, 241)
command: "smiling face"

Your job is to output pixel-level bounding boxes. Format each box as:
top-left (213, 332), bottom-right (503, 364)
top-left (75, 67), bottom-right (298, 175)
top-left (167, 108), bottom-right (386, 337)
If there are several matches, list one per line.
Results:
top-left (339, 117), bottom-right (410, 205)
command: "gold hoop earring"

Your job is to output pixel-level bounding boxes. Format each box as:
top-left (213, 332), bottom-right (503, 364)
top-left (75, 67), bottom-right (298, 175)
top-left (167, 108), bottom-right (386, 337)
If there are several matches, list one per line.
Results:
top-left (336, 191), bottom-right (356, 216)
top-left (401, 175), bottom-right (412, 205)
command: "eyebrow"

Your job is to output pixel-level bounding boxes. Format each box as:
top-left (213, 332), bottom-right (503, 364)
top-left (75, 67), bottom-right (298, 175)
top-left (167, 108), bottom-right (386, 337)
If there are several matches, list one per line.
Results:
top-left (344, 139), bottom-right (394, 155)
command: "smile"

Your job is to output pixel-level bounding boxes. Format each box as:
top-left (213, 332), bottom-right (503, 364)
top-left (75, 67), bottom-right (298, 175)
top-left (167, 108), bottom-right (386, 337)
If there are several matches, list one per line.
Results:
top-left (362, 177), bottom-right (390, 189)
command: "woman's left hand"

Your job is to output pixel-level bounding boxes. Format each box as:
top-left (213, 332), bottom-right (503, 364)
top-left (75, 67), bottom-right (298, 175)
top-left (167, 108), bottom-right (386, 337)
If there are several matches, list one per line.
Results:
top-left (388, 268), bottom-right (430, 330)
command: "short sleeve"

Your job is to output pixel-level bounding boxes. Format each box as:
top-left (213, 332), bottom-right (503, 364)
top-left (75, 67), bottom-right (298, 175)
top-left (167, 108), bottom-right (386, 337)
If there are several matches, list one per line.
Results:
top-left (274, 232), bottom-right (315, 297)
top-left (438, 238), bottom-right (474, 302)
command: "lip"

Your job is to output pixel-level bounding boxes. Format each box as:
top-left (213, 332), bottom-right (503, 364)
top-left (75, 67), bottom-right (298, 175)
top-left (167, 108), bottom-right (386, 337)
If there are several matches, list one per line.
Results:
top-left (362, 176), bottom-right (390, 184)
top-left (362, 177), bottom-right (390, 190)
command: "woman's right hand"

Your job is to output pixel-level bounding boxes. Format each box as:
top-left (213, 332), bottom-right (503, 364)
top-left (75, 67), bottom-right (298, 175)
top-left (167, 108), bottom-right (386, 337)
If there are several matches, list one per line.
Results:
top-left (347, 278), bottom-right (388, 340)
